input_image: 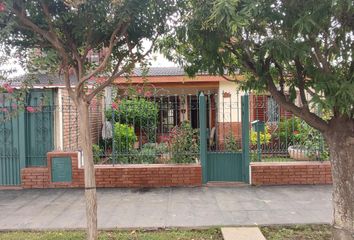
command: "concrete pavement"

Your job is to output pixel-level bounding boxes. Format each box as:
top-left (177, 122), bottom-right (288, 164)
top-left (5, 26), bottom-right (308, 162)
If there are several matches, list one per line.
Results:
top-left (0, 185), bottom-right (332, 230)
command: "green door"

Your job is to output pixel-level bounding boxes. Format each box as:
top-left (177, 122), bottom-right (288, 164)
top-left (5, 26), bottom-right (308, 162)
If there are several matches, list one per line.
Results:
top-left (25, 90), bottom-right (54, 166)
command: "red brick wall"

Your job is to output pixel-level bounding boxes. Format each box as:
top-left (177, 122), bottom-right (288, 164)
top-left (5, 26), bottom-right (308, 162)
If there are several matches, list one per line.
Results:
top-left (251, 162), bottom-right (332, 185)
top-left (60, 89), bottom-right (103, 150)
top-left (21, 151), bottom-right (202, 189)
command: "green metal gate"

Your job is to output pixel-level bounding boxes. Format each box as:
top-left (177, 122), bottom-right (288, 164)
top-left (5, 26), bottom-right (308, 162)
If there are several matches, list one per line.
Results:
top-left (0, 105), bottom-right (21, 185)
top-left (0, 89), bottom-right (54, 186)
top-left (25, 90), bottom-right (54, 166)
top-left (199, 93), bottom-right (250, 184)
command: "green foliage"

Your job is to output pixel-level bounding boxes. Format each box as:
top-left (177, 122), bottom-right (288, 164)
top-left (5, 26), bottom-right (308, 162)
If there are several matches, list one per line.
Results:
top-left (113, 123), bottom-right (137, 153)
top-left (128, 148), bottom-right (156, 164)
top-left (250, 127), bottom-right (271, 145)
top-left (297, 122), bottom-right (329, 160)
top-left (92, 144), bottom-right (103, 164)
top-left (106, 98), bottom-right (159, 142)
top-left (168, 121), bottom-right (199, 163)
top-left (161, 0), bottom-right (354, 129)
top-left (224, 133), bottom-right (239, 152)
top-left (261, 225), bottom-right (331, 240)
top-left (0, 0), bottom-right (177, 80)
top-left (0, 228), bottom-right (224, 240)
top-left (129, 143), bottom-right (169, 164)
top-left (272, 117), bottom-right (302, 145)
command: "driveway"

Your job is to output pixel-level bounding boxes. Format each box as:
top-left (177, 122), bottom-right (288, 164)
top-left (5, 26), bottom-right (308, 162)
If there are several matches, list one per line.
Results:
top-left (0, 185), bottom-right (332, 230)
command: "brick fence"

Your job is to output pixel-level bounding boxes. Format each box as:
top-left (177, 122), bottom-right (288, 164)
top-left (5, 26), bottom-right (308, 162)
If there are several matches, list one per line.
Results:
top-left (21, 151), bottom-right (202, 189)
top-left (21, 151), bottom-right (333, 188)
top-left (251, 161), bottom-right (332, 185)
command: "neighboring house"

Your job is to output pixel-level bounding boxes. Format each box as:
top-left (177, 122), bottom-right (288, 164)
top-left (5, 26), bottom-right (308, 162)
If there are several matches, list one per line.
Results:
top-left (1, 75), bottom-right (103, 164)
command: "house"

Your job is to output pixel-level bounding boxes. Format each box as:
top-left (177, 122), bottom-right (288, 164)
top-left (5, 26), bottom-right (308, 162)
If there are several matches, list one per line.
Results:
top-left (107, 67), bottom-right (293, 149)
top-left (0, 74), bottom-right (103, 179)
top-left (0, 67), bottom-right (302, 187)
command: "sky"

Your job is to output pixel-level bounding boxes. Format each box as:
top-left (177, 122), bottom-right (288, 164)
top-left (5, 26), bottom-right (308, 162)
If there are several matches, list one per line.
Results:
top-left (4, 51), bottom-right (177, 77)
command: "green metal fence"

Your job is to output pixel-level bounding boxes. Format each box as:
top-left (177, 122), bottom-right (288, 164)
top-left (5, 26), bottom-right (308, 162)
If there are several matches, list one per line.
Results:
top-left (249, 94), bottom-right (328, 162)
top-left (91, 91), bottom-right (204, 165)
top-left (0, 89), bottom-right (55, 185)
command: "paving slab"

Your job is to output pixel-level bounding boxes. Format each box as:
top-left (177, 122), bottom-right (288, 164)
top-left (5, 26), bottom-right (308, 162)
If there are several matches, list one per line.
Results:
top-left (221, 227), bottom-right (266, 240)
top-left (0, 185), bottom-right (332, 230)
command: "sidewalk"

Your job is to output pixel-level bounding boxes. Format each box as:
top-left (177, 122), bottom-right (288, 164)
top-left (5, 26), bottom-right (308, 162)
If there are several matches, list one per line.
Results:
top-left (0, 185), bottom-right (332, 230)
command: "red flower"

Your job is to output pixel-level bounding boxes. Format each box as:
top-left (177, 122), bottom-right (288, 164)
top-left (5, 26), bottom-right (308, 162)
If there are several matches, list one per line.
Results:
top-left (111, 102), bottom-right (118, 110)
top-left (0, 108), bottom-right (8, 112)
top-left (2, 83), bottom-right (14, 93)
top-left (95, 78), bottom-right (105, 84)
top-left (144, 91), bottom-right (152, 98)
top-left (26, 106), bottom-right (36, 113)
top-left (293, 130), bottom-right (299, 135)
top-left (0, 2), bottom-right (6, 12)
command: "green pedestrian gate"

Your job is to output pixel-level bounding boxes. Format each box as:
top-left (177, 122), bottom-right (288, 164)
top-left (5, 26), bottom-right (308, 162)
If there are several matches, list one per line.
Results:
top-left (199, 92), bottom-right (250, 184)
top-left (0, 89), bottom-right (54, 186)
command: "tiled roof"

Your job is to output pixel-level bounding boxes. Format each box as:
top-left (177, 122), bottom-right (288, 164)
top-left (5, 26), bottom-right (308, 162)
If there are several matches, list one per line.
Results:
top-left (132, 67), bottom-right (187, 76)
top-left (6, 67), bottom-right (209, 87)
top-left (7, 74), bottom-right (79, 87)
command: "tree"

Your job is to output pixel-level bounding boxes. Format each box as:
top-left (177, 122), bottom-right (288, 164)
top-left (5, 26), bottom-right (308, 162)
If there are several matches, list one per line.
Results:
top-left (162, 0), bottom-right (354, 239)
top-left (0, 0), bottom-right (176, 239)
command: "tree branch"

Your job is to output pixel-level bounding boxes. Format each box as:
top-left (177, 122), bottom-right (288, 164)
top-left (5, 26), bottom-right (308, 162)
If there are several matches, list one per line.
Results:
top-left (294, 57), bottom-right (309, 109)
top-left (86, 36), bottom-right (158, 102)
top-left (272, 59), bottom-right (285, 94)
top-left (63, 66), bottom-right (76, 101)
top-left (221, 75), bottom-right (242, 83)
top-left (266, 74), bottom-right (329, 132)
top-left (13, 2), bottom-right (72, 80)
top-left (79, 21), bottom-right (130, 84)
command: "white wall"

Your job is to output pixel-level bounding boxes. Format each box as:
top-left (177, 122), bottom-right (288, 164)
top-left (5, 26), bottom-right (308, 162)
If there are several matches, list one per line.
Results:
top-left (217, 81), bottom-right (243, 123)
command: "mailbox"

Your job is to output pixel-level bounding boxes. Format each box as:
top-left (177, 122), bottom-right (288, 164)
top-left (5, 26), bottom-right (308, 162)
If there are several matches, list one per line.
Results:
top-left (251, 120), bottom-right (265, 132)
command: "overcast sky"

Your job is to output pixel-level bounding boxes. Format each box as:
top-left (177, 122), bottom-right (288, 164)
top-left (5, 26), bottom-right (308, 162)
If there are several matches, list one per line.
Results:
top-left (4, 51), bottom-right (177, 77)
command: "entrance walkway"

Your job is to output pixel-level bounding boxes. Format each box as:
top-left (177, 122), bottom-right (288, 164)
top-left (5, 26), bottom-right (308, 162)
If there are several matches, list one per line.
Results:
top-left (0, 185), bottom-right (332, 230)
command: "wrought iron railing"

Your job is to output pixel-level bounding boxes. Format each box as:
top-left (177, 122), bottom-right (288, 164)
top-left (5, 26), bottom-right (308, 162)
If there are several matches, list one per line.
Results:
top-left (249, 94), bottom-right (329, 162)
top-left (0, 90), bottom-right (329, 170)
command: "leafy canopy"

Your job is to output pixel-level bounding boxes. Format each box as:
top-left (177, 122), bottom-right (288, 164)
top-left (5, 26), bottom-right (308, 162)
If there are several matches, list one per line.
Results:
top-left (161, 0), bottom-right (354, 132)
top-left (0, 0), bottom-right (176, 102)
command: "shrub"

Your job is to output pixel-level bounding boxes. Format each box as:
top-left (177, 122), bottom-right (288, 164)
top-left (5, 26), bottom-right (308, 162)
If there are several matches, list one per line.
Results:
top-left (250, 127), bottom-right (271, 145)
top-left (130, 148), bottom-right (156, 164)
top-left (113, 123), bottom-right (137, 153)
top-left (106, 98), bottom-right (159, 142)
top-left (128, 143), bottom-right (169, 164)
top-left (272, 117), bottom-right (302, 145)
top-left (297, 121), bottom-right (329, 160)
top-left (92, 144), bottom-right (103, 164)
top-left (224, 133), bottom-right (239, 152)
top-left (168, 121), bottom-right (199, 163)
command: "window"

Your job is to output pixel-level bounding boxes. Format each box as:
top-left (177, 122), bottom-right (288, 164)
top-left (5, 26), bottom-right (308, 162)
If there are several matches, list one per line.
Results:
top-left (158, 97), bottom-right (179, 133)
top-left (267, 97), bottom-right (279, 122)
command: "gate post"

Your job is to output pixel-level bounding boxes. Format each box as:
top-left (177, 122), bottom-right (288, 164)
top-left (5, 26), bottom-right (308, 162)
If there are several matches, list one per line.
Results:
top-left (18, 111), bottom-right (26, 170)
top-left (241, 95), bottom-right (250, 183)
top-left (199, 92), bottom-right (207, 184)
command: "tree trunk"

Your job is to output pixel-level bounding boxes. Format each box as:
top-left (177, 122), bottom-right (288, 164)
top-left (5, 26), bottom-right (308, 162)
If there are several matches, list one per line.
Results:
top-left (77, 100), bottom-right (98, 240)
top-left (325, 126), bottom-right (354, 240)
